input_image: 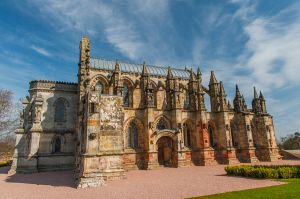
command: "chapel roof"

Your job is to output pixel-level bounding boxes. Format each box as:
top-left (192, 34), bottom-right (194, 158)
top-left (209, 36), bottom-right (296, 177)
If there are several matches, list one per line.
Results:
top-left (90, 57), bottom-right (191, 79)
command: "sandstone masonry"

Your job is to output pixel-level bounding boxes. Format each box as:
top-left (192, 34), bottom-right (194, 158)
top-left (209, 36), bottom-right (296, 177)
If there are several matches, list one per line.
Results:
top-left (10, 36), bottom-right (280, 188)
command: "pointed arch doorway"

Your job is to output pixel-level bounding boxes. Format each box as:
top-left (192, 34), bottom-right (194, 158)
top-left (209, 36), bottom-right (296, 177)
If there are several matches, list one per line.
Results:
top-left (157, 136), bottom-right (176, 167)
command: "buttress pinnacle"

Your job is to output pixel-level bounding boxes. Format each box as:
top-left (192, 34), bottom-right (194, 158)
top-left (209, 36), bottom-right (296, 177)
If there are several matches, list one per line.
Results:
top-left (209, 71), bottom-right (218, 85)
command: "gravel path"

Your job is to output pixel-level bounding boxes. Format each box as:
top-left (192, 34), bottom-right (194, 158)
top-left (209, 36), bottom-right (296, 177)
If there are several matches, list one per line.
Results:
top-left (1, 160), bottom-right (299, 199)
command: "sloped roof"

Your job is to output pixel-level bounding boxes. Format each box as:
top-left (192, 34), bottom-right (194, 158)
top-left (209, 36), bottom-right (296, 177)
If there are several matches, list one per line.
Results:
top-left (90, 57), bottom-right (191, 79)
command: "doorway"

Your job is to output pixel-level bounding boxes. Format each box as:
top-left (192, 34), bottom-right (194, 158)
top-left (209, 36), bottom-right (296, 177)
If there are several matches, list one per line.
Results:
top-left (157, 136), bottom-right (175, 167)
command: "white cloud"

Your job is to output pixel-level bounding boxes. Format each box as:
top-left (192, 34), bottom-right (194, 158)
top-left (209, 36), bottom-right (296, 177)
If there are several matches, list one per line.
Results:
top-left (30, 0), bottom-right (171, 60)
top-left (223, 1), bottom-right (300, 137)
top-left (30, 45), bottom-right (51, 57)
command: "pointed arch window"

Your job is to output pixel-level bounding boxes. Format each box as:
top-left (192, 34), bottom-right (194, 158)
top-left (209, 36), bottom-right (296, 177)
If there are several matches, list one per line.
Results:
top-left (208, 125), bottom-right (214, 147)
top-left (54, 98), bottom-right (67, 122)
top-left (184, 90), bottom-right (189, 109)
top-left (128, 122), bottom-right (138, 148)
top-left (156, 117), bottom-right (168, 130)
top-left (123, 83), bottom-right (129, 107)
top-left (95, 81), bottom-right (104, 94)
top-left (184, 123), bottom-right (192, 148)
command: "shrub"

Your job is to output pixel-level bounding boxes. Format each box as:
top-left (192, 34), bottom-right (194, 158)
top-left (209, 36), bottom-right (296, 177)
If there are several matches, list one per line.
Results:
top-left (225, 165), bottom-right (300, 179)
top-left (0, 161), bottom-right (10, 167)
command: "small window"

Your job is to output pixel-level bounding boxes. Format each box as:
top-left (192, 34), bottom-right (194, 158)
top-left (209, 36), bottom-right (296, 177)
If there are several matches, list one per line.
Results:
top-left (208, 125), bottom-right (214, 147)
top-left (184, 123), bottom-right (192, 148)
top-left (123, 83), bottom-right (129, 107)
top-left (128, 122), bottom-right (138, 148)
top-left (89, 102), bottom-right (96, 113)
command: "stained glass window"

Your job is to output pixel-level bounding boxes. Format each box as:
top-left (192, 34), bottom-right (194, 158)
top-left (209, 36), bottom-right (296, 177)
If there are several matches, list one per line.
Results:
top-left (123, 83), bottom-right (129, 107)
top-left (184, 91), bottom-right (189, 109)
top-left (128, 122), bottom-right (138, 148)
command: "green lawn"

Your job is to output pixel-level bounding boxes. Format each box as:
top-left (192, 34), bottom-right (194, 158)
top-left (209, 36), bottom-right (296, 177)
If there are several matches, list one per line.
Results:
top-left (189, 179), bottom-right (300, 199)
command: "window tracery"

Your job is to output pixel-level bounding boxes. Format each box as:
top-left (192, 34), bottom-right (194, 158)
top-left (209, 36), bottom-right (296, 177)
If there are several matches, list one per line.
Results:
top-left (128, 122), bottom-right (138, 148)
top-left (123, 83), bottom-right (129, 107)
top-left (156, 117), bottom-right (168, 130)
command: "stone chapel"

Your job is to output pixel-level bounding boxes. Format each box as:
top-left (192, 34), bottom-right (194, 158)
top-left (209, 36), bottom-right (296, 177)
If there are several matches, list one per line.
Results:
top-left (10, 36), bottom-right (280, 188)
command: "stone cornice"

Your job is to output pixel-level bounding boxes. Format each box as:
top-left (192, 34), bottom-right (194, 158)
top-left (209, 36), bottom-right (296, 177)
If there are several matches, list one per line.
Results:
top-left (29, 80), bottom-right (78, 93)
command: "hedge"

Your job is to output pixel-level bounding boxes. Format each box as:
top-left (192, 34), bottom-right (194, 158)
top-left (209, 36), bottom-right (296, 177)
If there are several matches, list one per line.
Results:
top-left (0, 161), bottom-right (10, 167)
top-left (225, 165), bottom-right (300, 179)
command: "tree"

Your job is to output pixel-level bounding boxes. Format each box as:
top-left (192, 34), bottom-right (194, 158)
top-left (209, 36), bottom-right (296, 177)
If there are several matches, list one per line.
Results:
top-left (0, 89), bottom-right (18, 160)
top-left (279, 132), bottom-right (300, 150)
top-left (0, 89), bottom-right (13, 131)
top-left (0, 89), bottom-right (19, 139)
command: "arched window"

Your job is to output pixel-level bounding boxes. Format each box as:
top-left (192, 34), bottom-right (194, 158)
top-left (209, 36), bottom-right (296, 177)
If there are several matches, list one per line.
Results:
top-left (53, 137), bottom-right (61, 153)
top-left (208, 125), bottom-right (214, 147)
top-left (123, 83), bottom-right (129, 107)
top-left (184, 123), bottom-right (192, 148)
top-left (156, 117), bottom-right (168, 130)
top-left (128, 122), bottom-right (138, 148)
top-left (231, 122), bottom-right (238, 147)
top-left (184, 91), bottom-right (189, 109)
top-left (95, 81), bottom-right (104, 94)
top-left (54, 98), bottom-right (66, 122)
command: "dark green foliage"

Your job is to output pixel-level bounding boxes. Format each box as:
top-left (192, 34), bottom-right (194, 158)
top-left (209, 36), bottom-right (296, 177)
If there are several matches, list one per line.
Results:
top-left (279, 132), bottom-right (300, 150)
top-left (225, 165), bottom-right (300, 179)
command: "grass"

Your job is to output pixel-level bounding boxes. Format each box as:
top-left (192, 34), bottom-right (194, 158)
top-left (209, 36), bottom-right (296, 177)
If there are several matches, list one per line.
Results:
top-left (189, 179), bottom-right (300, 199)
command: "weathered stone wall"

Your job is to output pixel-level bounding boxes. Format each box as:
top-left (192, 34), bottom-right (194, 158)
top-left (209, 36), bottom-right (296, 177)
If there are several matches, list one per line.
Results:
top-left (10, 81), bottom-right (78, 173)
top-left (11, 37), bottom-right (281, 187)
top-left (77, 95), bottom-right (125, 188)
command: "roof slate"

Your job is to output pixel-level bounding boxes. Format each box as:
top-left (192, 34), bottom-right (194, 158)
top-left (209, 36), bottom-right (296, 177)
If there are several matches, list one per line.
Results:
top-left (90, 58), bottom-right (191, 79)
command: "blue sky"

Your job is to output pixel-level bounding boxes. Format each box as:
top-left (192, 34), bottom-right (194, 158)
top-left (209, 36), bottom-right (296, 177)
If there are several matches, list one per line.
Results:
top-left (0, 0), bottom-right (299, 138)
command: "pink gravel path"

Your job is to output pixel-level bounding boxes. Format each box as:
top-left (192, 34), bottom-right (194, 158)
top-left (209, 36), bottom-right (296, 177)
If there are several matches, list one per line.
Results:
top-left (1, 160), bottom-right (299, 199)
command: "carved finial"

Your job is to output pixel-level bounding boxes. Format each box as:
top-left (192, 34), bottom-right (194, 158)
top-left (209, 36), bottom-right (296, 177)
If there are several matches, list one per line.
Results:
top-left (254, 86), bottom-right (258, 99)
top-left (167, 66), bottom-right (173, 78)
top-left (142, 61), bottom-right (149, 75)
top-left (197, 67), bottom-right (202, 77)
top-left (219, 81), bottom-right (226, 95)
top-left (190, 68), bottom-right (196, 81)
top-left (115, 60), bottom-right (120, 71)
top-left (227, 100), bottom-right (232, 109)
top-left (235, 85), bottom-right (241, 98)
top-left (259, 91), bottom-right (265, 100)
top-left (209, 71), bottom-right (218, 85)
